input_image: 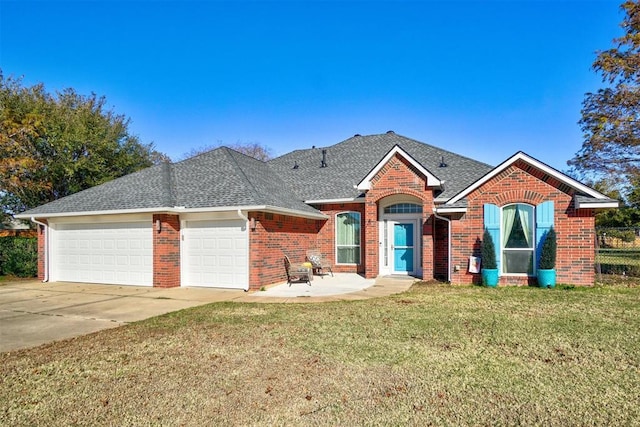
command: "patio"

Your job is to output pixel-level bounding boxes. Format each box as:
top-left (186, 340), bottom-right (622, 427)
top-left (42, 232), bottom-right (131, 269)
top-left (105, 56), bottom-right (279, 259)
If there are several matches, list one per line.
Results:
top-left (251, 273), bottom-right (416, 299)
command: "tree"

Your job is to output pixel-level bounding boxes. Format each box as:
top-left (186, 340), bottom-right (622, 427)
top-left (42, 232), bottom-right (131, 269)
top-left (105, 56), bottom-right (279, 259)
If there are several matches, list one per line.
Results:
top-left (570, 1), bottom-right (640, 198)
top-left (0, 72), bottom-right (168, 224)
top-left (181, 141), bottom-right (273, 161)
top-left (481, 228), bottom-right (497, 270)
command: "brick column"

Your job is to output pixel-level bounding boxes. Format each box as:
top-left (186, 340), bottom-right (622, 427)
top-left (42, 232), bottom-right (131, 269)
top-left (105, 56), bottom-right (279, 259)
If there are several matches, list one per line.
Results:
top-left (37, 220), bottom-right (48, 281)
top-left (153, 214), bottom-right (181, 288)
top-left (364, 197), bottom-right (379, 278)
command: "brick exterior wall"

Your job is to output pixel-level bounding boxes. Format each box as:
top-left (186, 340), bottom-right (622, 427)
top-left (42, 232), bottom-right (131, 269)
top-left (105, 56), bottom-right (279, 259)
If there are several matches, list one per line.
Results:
top-left (314, 203), bottom-right (366, 274)
top-left (433, 217), bottom-right (449, 281)
top-left (363, 153), bottom-right (436, 279)
top-left (152, 214), bottom-right (181, 288)
top-left (448, 160), bottom-right (596, 286)
top-left (248, 212), bottom-right (323, 290)
top-left (37, 220), bottom-right (47, 281)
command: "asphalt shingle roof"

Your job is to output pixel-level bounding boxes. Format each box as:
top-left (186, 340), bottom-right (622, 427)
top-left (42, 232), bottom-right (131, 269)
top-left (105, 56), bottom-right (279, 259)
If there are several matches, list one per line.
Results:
top-left (20, 147), bottom-right (321, 216)
top-left (18, 162), bottom-right (174, 215)
top-left (268, 132), bottom-right (493, 201)
top-left (19, 132), bottom-right (494, 217)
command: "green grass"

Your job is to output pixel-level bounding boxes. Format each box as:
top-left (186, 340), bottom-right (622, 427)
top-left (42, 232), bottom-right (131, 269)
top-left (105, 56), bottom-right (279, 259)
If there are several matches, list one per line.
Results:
top-left (1, 284), bottom-right (639, 426)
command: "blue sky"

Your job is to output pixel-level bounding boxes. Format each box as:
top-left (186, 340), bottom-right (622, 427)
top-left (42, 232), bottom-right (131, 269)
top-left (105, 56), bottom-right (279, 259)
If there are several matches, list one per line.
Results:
top-left (0, 0), bottom-right (624, 170)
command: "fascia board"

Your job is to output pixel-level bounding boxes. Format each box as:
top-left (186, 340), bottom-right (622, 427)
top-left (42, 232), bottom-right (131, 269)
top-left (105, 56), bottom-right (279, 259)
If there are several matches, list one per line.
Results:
top-left (304, 197), bottom-right (366, 204)
top-left (14, 207), bottom-right (165, 219)
top-left (16, 205), bottom-right (328, 221)
top-left (575, 201), bottom-right (620, 209)
top-left (434, 207), bottom-right (468, 214)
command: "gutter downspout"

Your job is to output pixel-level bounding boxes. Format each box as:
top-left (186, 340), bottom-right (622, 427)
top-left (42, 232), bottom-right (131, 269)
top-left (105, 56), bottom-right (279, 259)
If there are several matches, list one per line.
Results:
top-left (236, 210), bottom-right (250, 291)
top-left (433, 212), bottom-right (452, 283)
top-left (30, 217), bottom-right (49, 282)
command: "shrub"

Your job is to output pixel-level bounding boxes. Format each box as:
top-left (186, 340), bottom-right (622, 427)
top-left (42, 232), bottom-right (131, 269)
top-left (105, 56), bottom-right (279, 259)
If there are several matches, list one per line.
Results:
top-left (481, 229), bottom-right (497, 270)
top-left (538, 227), bottom-right (557, 270)
top-left (0, 236), bottom-right (38, 277)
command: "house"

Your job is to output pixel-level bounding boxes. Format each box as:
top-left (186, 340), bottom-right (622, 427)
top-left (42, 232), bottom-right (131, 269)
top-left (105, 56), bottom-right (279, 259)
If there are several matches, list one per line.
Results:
top-left (15, 132), bottom-right (618, 290)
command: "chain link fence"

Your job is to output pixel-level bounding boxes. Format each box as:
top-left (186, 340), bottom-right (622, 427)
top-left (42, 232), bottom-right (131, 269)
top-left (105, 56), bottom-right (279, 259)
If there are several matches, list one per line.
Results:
top-left (596, 227), bottom-right (640, 278)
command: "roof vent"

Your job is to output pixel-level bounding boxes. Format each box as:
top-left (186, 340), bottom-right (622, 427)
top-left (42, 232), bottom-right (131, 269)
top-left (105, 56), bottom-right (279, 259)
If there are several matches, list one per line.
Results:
top-left (439, 156), bottom-right (447, 167)
top-left (354, 133), bottom-right (361, 137)
top-left (386, 130), bottom-right (395, 134)
top-left (321, 149), bottom-right (328, 168)
top-left (293, 161), bottom-right (299, 169)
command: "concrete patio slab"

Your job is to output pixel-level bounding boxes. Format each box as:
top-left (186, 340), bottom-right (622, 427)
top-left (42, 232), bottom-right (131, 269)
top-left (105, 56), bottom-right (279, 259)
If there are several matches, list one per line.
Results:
top-left (250, 273), bottom-right (376, 298)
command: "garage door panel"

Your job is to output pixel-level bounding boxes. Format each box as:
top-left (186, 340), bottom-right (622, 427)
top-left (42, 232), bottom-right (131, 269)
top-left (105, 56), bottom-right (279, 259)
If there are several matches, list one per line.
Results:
top-left (183, 219), bottom-right (248, 289)
top-left (53, 222), bottom-right (153, 286)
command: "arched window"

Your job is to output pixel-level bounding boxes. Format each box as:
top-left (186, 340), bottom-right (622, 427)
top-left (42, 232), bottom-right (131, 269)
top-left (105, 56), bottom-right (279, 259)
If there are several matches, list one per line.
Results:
top-left (383, 203), bottom-right (422, 214)
top-left (502, 204), bottom-right (534, 274)
top-left (484, 201), bottom-right (554, 276)
top-left (336, 212), bottom-right (361, 264)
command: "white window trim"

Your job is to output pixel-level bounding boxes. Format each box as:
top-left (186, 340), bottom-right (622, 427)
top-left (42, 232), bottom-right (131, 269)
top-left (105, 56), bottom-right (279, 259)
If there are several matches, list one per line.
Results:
top-left (501, 203), bottom-right (535, 276)
top-left (335, 211), bottom-right (361, 265)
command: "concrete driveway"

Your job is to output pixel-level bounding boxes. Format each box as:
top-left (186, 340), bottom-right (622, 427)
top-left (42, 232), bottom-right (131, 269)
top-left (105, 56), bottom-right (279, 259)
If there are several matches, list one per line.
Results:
top-left (0, 280), bottom-right (245, 353)
top-left (0, 275), bottom-right (415, 353)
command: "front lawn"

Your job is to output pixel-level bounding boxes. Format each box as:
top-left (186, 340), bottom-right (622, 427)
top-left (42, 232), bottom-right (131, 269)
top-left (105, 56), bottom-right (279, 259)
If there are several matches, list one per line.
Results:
top-left (1, 283), bottom-right (639, 425)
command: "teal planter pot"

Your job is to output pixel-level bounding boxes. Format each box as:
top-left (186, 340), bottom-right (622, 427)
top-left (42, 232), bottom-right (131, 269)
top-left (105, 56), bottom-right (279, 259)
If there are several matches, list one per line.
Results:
top-left (537, 269), bottom-right (556, 288)
top-left (481, 269), bottom-right (499, 287)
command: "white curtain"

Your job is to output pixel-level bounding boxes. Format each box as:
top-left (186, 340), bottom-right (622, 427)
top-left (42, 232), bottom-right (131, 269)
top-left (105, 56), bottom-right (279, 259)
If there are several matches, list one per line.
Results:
top-left (337, 213), bottom-right (360, 245)
top-left (337, 212), bottom-right (360, 263)
top-left (518, 205), bottom-right (532, 247)
top-left (502, 205), bottom-right (517, 247)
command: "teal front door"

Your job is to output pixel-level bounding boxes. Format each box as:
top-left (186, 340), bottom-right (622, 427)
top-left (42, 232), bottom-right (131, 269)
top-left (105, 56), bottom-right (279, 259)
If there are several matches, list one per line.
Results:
top-left (393, 223), bottom-right (414, 273)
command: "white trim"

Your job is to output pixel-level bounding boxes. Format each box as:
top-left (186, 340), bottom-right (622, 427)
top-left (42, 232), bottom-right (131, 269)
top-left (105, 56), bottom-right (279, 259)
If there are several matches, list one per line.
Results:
top-left (356, 145), bottom-right (442, 191)
top-left (446, 151), bottom-right (613, 205)
top-left (575, 201), bottom-right (619, 209)
top-left (15, 207), bottom-right (165, 219)
top-left (16, 204), bottom-right (328, 221)
top-left (501, 203), bottom-right (536, 276)
top-left (379, 218), bottom-right (421, 276)
top-left (305, 197), bottom-right (365, 204)
top-left (435, 206), bottom-right (467, 214)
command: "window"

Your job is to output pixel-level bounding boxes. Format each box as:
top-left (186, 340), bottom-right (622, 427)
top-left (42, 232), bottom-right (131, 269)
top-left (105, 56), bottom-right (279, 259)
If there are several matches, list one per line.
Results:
top-left (384, 203), bottom-right (422, 214)
top-left (502, 204), bottom-right (534, 274)
top-left (336, 212), bottom-right (361, 264)
top-left (484, 201), bottom-right (554, 276)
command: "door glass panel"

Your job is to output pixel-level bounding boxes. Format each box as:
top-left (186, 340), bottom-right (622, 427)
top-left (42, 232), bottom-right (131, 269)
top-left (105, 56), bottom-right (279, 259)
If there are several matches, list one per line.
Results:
top-left (394, 223), bottom-right (414, 272)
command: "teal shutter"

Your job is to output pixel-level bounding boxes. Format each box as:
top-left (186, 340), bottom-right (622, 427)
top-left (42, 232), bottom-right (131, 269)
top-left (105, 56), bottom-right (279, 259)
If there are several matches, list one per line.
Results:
top-left (535, 201), bottom-right (555, 267)
top-left (483, 203), bottom-right (501, 274)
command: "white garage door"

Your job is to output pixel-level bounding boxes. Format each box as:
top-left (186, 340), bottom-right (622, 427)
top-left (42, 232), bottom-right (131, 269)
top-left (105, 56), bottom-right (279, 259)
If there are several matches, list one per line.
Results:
top-left (183, 219), bottom-right (248, 289)
top-left (53, 222), bottom-right (153, 286)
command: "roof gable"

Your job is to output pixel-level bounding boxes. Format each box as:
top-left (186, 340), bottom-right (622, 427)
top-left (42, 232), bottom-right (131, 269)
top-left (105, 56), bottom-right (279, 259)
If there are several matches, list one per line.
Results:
top-left (446, 151), bottom-right (616, 205)
top-left (356, 145), bottom-right (442, 191)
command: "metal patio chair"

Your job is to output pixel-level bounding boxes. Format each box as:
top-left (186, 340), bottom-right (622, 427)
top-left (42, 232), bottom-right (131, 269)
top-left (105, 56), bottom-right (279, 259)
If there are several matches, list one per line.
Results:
top-left (284, 255), bottom-right (311, 286)
top-left (306, 250), bottom-right (334, 278)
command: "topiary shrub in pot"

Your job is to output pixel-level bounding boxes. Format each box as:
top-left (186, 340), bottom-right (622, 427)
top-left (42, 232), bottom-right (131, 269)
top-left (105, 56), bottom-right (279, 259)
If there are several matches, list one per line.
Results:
top-left (481, 228), bottom-right (499, 287)
top-left (537, 227), bottom-right (557, 288)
